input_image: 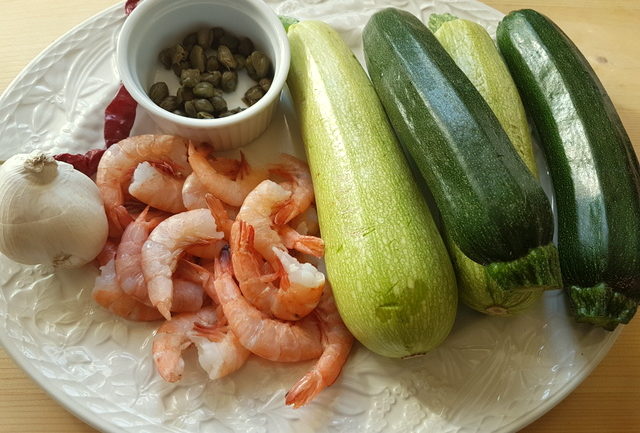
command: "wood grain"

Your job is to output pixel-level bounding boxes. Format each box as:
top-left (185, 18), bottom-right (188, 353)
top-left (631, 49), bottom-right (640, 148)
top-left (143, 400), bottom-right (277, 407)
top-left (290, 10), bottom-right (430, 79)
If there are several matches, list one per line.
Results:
top-left (0, 1), bottom-right (638, 432)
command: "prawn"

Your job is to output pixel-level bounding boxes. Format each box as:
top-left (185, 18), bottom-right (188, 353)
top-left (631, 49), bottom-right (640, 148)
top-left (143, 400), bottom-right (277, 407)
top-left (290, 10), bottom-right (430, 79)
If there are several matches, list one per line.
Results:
top-left (96, 134), bottom-right (192, 237)
top-left (188, 143), bottom-right (267, 207)
top-left (270, 153), bottom-right (315, 226)
top-left (231, 220), bottom-right (325, 321)
top-left (116, 207), bottom-right (166, 303)
top-left (152, 306), bottom-right (249, 382)
top-left (129, 162), bottom-right (187, 214)
top-left (142, 209), bottom-right (224, 320)
top-left (235, 179), bottom-right (291, 268)
top-left (212, 248), bottom-right (323, 362)
top-left (92, 243), bottom-right (163, 322)
top-left (285, 284), bottom-right (354, 408)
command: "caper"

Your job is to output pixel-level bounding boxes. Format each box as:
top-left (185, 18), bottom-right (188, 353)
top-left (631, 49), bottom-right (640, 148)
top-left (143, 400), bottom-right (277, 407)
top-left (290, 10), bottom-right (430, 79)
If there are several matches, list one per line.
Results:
top-left (234, 54), bottom-right (246, 70)
top-left (148, 82), bottom-right (169, 104)
top-left (159, 96), bottom-right (179, 112)
top-left (197, 28), bottom-right (213, 48)
top-left (197, 111), bottom-right (216, 119)
top-left (237, 37), bottom-right (254, 56)
top-left (218, 110), bottom-right (234, 118)
top-left (193, 82), bottom-right (215, 98)
top-left (184, 100), bottom-right (197, 117)
top-left (183, 33), bottom-right (197, 51)
top-left (248, 51), bottom-right (270, 79)
top-left (194, 98), bottom-right (214, 113)
top-left (176, 86), bottom-right (194, 104)
top-left (158, 48), bottom-right (173, 69)
top-left (201, 71), bottom-right (222, 87)
top-left (217, 45), bottom-right (237, 70)
top-left (259, 77), bottom-right (272, 93)
top-left (190, 45), bottom-right (207, 73)
top-left (170, 44), bottom-right (187, 65)
top-left (221, 71), bottom-right (238, 92)
top-left (172, 60), bottom-right (190, 77)
top-left (219, 33), bottom-right (239, 52)
top-left (180, 68), bottom-right (201, 88)
top-left (206, 55), bottom-right (220, 72)
top-left (210, 95), bottom-right (228, 113)
top-left (173, 109), bottom-right (187, 117)
top-left (243, 85), bottom-right (265, 106)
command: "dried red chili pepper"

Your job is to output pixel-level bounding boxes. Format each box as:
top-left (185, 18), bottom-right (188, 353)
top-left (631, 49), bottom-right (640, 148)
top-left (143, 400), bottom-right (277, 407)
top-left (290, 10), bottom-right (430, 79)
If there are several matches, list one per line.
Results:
top-left (54, 149), bottom-right (105, 176)
top-left (103, 85), bottom-right (138, 147)
top-left (125, 0), bottom-right (142, 15)
top-left (54, 0), bottom-right (142, 176)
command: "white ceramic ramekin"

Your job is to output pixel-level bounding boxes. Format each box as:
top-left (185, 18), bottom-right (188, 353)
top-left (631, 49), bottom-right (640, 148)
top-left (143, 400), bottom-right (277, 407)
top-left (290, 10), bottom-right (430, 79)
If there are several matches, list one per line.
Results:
top-left (116, 0), bottom-right (290, 150)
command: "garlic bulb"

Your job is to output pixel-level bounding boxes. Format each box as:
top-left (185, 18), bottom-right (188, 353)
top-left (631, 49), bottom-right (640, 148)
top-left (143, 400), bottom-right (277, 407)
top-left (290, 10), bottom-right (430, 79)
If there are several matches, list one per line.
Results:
top-left (0, 151), bottom-right (109, 268)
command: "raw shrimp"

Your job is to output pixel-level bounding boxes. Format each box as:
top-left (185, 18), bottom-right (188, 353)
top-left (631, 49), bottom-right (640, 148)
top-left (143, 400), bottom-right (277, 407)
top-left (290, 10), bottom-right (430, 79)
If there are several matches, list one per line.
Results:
top-left (129, 162), bottom-right (187, 214)
top-left (188, 143), bottom-right (267, 207)
top-left (270, 153), bottom-right (314, 225)
top-left (285, 285), bottom-right (354, 408)
top-left (235, 179), bottom-right (291, 268)
top-left (278, 224), bottom-right (325, 258)
top-left (92, 247), bottom-right (163, 322)
top-left (231, 221), bottom-right (325, 321)
top-left (213, 248), bottom-right (323, 362)
top-left (152, 306), bottom-right (250, 382)
top-left (142, 209), bottom-right (223, 320)
top-left (96, 135), bottom-right (191, 236)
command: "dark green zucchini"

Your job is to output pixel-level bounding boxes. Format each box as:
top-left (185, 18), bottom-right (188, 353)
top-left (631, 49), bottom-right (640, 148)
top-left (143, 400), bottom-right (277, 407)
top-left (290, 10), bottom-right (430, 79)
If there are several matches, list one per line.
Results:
top-left (362, 8), bottom-right (562, 292)
top-left (497, 9), bottom-right (640, 330)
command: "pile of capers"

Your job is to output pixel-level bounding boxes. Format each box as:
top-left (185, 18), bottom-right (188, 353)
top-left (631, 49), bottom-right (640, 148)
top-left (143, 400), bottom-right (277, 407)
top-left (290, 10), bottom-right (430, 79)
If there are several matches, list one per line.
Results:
top-left (148, 27), bottom-right (273, 119)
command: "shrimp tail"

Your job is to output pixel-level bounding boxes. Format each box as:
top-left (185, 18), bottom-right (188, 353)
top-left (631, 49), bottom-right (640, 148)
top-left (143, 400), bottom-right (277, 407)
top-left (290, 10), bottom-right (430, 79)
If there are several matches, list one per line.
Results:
top-left (236, 151), bottom-right (250, 180)
top-left (291, 235), bottom-right (325, 257)
top-left (285, 370), bottom-right (326, 408)
top-left (157, 302), bottom-right (172, 321)
top-left (109, 204), bottom-right (134, 236)
top-left (205, 193), bottom-right (232, 238)
top-left (273, 198), bottom-right (297, 226)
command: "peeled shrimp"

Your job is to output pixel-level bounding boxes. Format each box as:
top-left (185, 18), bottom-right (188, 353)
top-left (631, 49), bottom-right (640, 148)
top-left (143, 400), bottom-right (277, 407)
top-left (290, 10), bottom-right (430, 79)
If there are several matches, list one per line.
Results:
top-left (188, 143), bottom-right (267, 207)
top-left (270, 154), bottom-right (314, 225)
top-left (235, 179), bottom-right (291, 268)
top-left (92, 244), bottom-right (163, 322)
top-left (213, 248), bottom-right (323, 362)
top-left (152, 306), bottom-right (249, 382)
top-left (96, 135), bottom-right (192, 236)
top-left (285, 285), bottom-right (354, 408)
top-left (142, 209), bottom-right (223, 320)
top-left (116, 207), bottom-right (166, 302)
top-left (230, 220), bottom-right (325, 321)
top-left (129, 162), bottom-right (186, 214)
top-left (182, 173), bottom-right (209, 210)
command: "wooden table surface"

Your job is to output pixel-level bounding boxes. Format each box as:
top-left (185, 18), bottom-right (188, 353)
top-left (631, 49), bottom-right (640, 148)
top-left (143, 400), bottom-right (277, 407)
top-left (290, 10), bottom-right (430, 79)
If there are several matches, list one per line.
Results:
top-left (1, 1), bottom-right (638, 432)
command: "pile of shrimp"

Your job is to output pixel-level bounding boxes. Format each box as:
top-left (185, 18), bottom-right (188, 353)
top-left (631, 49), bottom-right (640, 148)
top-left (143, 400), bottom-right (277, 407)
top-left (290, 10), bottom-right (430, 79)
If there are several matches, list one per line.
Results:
top-left (89, 134), bottom-right (353, 408)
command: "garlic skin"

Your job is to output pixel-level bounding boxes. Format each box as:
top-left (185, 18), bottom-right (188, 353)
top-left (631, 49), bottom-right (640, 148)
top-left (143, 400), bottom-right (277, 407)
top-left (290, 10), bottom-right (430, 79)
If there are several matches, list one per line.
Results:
top-left (0, 151), bottom-right (109, 268)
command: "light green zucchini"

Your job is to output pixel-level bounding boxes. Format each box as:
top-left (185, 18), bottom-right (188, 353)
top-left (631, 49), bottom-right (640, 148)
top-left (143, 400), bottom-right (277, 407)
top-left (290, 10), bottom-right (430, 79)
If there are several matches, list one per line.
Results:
top-left (286, 20), bottom-right (458, 358)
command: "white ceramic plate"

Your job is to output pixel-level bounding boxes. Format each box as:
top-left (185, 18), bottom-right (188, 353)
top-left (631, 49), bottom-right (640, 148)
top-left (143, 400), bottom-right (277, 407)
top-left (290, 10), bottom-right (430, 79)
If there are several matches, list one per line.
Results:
top-left (0, 1), bottom-right (620, 432)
